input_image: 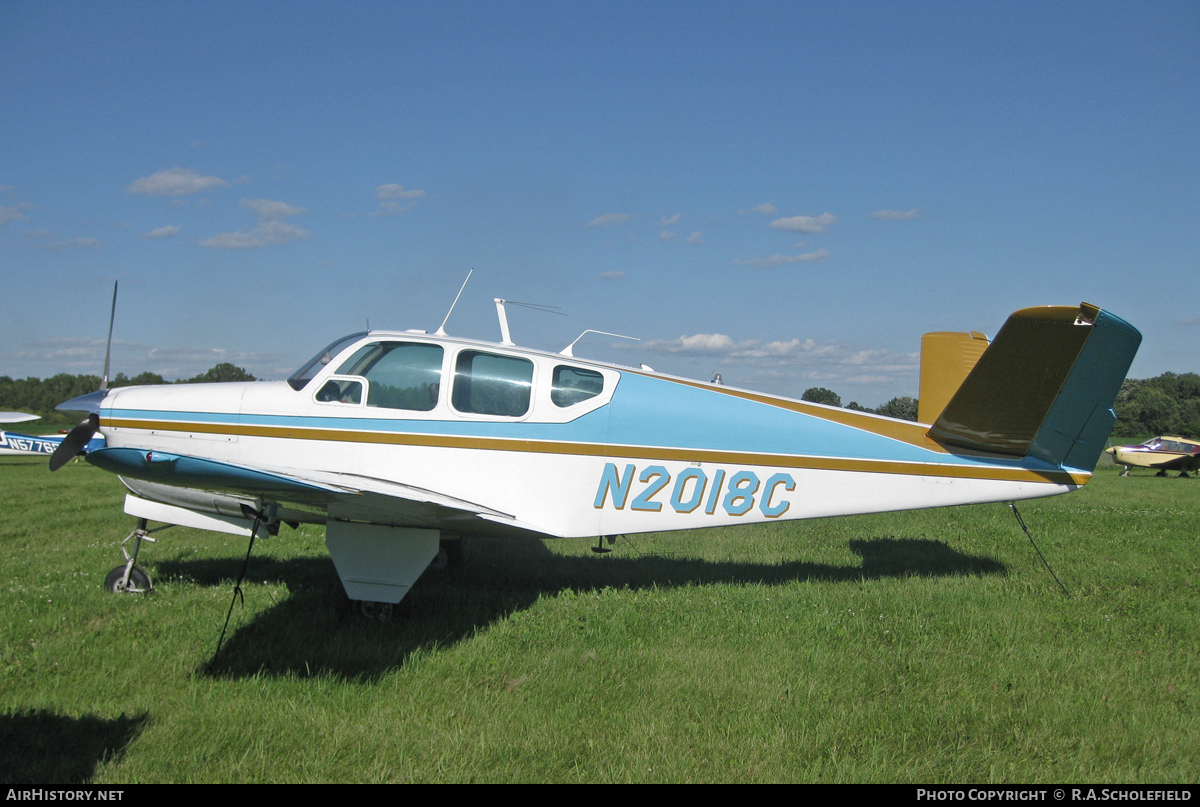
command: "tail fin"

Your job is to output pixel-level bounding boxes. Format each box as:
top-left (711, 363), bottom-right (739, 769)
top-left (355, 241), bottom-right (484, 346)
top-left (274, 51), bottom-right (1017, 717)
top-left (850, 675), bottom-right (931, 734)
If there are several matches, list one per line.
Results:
top-left (927, 303), bottom-right (1140, 470)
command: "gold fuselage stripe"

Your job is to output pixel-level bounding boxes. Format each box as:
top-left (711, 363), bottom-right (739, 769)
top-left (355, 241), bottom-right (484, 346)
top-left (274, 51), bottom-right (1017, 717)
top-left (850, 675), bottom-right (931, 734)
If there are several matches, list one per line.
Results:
top-left (105, 417), bottom-right (1088, 486)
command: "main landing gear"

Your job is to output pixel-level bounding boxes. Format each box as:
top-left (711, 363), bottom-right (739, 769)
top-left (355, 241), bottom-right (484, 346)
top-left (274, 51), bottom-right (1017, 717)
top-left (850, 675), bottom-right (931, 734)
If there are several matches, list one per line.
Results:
top-left (354, 536), bottom-right (465, 621)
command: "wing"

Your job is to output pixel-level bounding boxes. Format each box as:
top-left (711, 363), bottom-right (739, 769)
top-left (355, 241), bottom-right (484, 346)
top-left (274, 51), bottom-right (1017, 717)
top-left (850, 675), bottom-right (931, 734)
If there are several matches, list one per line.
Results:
top-left (85, 446), bottom-right (553, 539)
top-left (0, 412), bottom-right (41, 424)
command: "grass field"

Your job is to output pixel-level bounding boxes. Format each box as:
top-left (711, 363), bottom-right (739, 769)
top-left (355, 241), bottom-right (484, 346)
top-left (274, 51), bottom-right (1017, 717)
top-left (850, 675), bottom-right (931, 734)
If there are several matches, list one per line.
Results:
top-left (1, 456), bottom-right (1196, 783)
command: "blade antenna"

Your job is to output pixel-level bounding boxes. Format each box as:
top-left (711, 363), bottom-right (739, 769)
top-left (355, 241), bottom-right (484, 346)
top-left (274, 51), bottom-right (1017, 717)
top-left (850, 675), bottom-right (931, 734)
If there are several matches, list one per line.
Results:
top-left (494, 298), bottom-right (567, 346)
top-left (100, 280), bottom-right (118, 390)
top-left (561, 330), bottom-right (639, 357)
top-left (1008, 502), bottom-right (1070, 597)
top-left (436, 269), bottom-right (472, 336)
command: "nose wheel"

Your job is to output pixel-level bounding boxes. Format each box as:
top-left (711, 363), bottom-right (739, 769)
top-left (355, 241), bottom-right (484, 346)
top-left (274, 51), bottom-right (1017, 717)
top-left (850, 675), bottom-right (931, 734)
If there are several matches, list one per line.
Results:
top-left (104, 517), bottom-right (169, 594)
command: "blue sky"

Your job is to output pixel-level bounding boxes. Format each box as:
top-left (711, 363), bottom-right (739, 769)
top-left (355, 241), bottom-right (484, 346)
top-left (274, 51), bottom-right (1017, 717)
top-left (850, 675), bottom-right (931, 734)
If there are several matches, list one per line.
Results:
top-left (2, 1), bottom-right (1196, 406)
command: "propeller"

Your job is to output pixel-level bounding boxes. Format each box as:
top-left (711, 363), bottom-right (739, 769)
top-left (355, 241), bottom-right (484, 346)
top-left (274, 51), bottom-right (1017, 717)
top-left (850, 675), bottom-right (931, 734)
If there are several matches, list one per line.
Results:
top-left (48, 281), bottom-right (118, 471)
top-left (49, 413), bottom-right (99, 471)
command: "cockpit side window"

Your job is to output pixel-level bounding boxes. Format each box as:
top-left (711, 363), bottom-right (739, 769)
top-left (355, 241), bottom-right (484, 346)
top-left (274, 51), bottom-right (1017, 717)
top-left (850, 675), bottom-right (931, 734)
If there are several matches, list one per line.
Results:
top-left (551, 365), bottom-right (604, 407)
top-left (337, 342), bottom-right (444, 411)
top-left (288, 332), bottom-right (369, 391)
top-left (452, 350), bottom-right (533, 417)
top-left (315, 378), bottom-right (363, 405)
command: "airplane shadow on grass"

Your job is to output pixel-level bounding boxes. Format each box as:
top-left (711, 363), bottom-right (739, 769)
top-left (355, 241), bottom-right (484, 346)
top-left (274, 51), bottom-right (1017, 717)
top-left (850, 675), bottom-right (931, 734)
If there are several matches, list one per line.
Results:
top-left (153, 535), bottom-right (1005, 682)
top-left (0, 709), bottom-right (148, 784)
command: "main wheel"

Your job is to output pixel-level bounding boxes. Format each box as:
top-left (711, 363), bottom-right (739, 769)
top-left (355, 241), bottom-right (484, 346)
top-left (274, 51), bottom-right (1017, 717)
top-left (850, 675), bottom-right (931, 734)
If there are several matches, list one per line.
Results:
top-left (359, 600), bottom-right (394, 621)
top-left (104, 565), bottom-right (152, 594)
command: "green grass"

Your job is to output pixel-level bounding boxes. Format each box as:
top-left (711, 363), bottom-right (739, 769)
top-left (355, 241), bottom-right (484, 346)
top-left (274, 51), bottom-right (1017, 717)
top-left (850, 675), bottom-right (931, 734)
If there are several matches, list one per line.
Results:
top-left (1, 456), bottom-right (1196, 782)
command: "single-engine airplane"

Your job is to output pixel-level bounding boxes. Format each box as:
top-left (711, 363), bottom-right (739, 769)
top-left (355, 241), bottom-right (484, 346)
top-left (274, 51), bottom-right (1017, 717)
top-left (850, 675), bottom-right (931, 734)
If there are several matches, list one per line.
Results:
top-left (49, 294), bottom-right (1140, 610)
top-left (1106, 436), bottom-right (1200, 477)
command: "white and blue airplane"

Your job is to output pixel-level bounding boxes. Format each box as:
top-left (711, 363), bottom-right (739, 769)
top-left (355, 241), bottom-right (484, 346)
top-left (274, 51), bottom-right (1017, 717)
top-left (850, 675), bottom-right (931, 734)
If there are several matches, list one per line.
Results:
top-left (0, 413), bottom-right (105, 457)
top-left (50, 296), bottom-right (1140, 609)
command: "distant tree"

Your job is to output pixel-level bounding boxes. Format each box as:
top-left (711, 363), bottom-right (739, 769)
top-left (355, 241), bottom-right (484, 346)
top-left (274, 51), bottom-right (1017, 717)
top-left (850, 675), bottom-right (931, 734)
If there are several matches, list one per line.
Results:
top-left (802, 387), bottom-right (841, 407)
top-left (111, 371), bottom-right (167, 387)
top-left (181, 363), bottom-right (256, 384)
top-left (1112, 372), bottom-right (1200, 438)
top-left (844, 401), bottom-right (874, 412)
top-left (876, 396), bottom-right (919, 421)
top-left (0, 373), bottom-right (101, 424)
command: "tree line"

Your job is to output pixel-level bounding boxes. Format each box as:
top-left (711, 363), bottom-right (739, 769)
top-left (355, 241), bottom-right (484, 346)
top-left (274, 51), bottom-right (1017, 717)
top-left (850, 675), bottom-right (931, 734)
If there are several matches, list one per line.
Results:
top-left (802, 387), bottom-right (920, 421)
top-left (0, 363), bottom-right (255, 425)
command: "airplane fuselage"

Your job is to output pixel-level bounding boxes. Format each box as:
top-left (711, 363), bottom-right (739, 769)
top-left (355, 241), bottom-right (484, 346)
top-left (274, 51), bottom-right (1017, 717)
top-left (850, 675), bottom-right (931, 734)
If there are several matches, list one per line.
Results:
top-left (93, 330), bottom-right (1083, 541)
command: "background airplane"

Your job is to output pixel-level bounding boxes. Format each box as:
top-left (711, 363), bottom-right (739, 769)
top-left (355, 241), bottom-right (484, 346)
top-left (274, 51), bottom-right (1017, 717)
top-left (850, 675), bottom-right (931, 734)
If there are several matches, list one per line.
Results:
top-left (49, 299), bottom-right (1140, 614)
top-left (0, 413), bottom-right (106, 458)
top-left (1106, 436), bottom-right (1200, 477)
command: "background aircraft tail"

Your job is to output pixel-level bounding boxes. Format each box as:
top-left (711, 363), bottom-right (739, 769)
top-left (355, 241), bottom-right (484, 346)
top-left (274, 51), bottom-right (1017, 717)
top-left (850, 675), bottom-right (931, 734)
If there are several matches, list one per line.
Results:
top-left (926, 303), bottom-right (1141, 471)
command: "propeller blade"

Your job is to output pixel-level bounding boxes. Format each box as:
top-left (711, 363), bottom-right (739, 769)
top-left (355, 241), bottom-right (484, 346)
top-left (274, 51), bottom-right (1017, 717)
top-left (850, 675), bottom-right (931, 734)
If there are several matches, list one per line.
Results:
top-left (101, 280), bottom-right (117, 391)
top-left (49, 414), bottom-right (99, 471)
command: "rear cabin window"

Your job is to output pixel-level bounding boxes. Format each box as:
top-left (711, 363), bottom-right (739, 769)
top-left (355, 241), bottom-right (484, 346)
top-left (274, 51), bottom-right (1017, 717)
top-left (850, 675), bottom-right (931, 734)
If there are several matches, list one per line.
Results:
top-left (452, 350), bottom-right (533, 417)
top-left (551, 365), bottom-right (604, 407)
top-left (336, 342), bottom-right (444, 411)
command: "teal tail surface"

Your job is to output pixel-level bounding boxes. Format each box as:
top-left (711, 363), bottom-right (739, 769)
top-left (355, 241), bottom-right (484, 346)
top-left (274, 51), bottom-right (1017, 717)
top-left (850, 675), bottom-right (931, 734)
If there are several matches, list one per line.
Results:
top-left (927, 303), bottom-right (1141, 471)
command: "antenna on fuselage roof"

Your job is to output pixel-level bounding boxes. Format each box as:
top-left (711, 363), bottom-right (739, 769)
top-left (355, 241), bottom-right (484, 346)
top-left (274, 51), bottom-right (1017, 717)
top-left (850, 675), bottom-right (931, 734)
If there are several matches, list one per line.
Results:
top-left (494, 299), bottom-right (566, 346)
top-left (435, 269), bottom-right (473, 336)
top-left (560, 330), bottom-right (640, 357)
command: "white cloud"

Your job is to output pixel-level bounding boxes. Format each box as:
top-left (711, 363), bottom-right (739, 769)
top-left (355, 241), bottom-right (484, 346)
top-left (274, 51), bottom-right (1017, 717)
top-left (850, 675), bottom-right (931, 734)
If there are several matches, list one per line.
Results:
top-left (616, 330), bottom-right (919, 400)
top-left (871, 209), bottom-right (919, 220)
top-left (587, 213), bottom-right (632, 228)
top-left (242, 198), bottom-right (306, 220)
top-left (199, 221), bottom-right (309, 249)
top-left (768, 213), bottom-right (836, 234)
top-left (199, 198), bottom-right (309, 249)
top-left (376, 183), bottom-right (425, 200)
top-left (636, 333), bottom-right (737, 355)
top-left (659, 213), bottom-right (681, 226)
top-left (44, 238), bottom-right (101, 252)
top-left (598, 271), bottom-right (627, 280)
top-left (0, 203), bottom-right (31, 226)
top-left (732, 249), bottom-right (829, 267)
top-left (659, 230), bottom-right (678, 241)
top-left (143, 225), bottom-right (180, 239)
top-left (739, 201), bottom-right (778, 216)
top-left (125, 167), bottom-right (230, 197)
top-left (686, 231), bottom-right (703, 244)
top-left (371, 184), bottom-right (425, 215)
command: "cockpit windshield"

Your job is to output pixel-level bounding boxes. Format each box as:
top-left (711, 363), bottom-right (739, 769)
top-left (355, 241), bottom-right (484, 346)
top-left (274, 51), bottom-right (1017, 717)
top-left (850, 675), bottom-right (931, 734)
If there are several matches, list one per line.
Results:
top-left (287, 332), bottom-right (368, 391)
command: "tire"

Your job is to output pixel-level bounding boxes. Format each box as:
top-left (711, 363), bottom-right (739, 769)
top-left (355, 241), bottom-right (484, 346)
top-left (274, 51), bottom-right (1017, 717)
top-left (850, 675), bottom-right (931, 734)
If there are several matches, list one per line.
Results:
top-left (104, 565), bottom-right (152, 594)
